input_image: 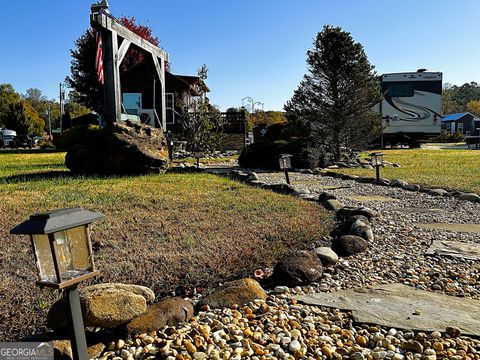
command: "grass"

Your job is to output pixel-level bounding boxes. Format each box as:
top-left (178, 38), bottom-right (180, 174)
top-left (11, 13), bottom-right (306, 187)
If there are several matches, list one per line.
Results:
top-left (0, 152), bottom-right (332, 341)
top-left (331, 149), bottom-right (480, 193)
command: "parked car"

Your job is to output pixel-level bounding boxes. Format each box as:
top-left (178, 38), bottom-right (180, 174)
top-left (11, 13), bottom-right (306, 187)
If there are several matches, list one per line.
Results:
top-left (13, 135), bottom-right (34, 148)
top-left (0, 129), bottom-right (17, 148)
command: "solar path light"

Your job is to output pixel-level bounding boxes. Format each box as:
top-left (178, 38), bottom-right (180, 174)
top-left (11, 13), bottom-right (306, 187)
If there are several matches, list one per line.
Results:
top-left (278, 153), bottom-right (293, 184)
top-left (369, 152), bottom-right (384, 185)
top-left (10, 207), bottom-right (104, 360)
top-left (194, 149), bottom-right (202, 170)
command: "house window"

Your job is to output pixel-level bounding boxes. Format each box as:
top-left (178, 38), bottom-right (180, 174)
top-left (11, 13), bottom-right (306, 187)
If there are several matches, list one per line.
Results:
top-left (457, 122), bottom-right (464, 133)
top-left (166, 93), bottom-right (175, 124)
top-left (123, 93), bottom-right (142, 115)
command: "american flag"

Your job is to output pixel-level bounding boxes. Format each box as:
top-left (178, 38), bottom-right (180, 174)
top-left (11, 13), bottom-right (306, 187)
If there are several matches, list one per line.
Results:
top-left (95, 31), bottom-right (104, 84)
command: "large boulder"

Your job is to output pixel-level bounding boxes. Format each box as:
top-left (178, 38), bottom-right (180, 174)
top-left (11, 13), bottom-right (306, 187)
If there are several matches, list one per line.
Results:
top-left (270, 250), bottom-right (323, 287)
top-left (82, 289), bottom-right (147, 328)
top-left (65, 120), bottom-right (170, 175)
top-left (127, 297), bottom-right (194, 334)
top-left (332, 235), bottom-right (369, 256)
top-left (47, 283), bottom-right (153, 330)
top-left (82, 283), bottom-right (155, 304)
top-left (195, 278), bottom-right (267, 310)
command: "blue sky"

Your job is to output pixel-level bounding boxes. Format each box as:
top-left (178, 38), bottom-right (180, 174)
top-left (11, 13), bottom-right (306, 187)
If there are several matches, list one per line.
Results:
top-left (1, 0), bottom-right (479, 111)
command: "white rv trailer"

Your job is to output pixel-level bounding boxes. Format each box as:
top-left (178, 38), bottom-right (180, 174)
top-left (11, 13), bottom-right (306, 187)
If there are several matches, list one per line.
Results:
top-left (378, 71), bottom-right (442, 146)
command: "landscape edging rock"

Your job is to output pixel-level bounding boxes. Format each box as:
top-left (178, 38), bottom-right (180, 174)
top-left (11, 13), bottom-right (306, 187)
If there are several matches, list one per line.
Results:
top-left (319, 171), bottom-right (480, 203)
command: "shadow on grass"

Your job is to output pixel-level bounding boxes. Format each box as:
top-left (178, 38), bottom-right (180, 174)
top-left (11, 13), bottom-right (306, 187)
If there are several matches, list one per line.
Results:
top-left (0, 170), bottom-right (127, 184)
top-left (0, 149), bottom-right (64, 154)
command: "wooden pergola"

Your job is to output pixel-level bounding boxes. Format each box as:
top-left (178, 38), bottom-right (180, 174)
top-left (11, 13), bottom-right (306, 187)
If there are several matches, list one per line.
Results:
top-left (90, 2), bottom-right (169, 128)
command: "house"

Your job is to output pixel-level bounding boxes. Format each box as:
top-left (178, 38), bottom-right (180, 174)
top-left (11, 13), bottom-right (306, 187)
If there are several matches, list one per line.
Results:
top-left (441, 112), bottom-right (480, 135)
top-left (120, 61), bottom-right (208, 131)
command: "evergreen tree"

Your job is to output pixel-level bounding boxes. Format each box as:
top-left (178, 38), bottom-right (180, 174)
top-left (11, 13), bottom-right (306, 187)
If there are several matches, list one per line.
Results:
top-left (285, 25), bottom-right (381, 164)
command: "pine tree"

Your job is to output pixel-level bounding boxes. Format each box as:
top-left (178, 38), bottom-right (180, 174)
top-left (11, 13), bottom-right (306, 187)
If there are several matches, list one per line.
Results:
top-left (285, 25), bottom-right (381, 164)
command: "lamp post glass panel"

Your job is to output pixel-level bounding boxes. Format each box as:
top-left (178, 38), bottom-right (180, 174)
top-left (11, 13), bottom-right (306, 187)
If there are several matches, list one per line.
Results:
top-left (33, 226), bottom-right (93, 285)
top-left (369, 152), bottom-right (384, 184)
top-left (278, 154), bottom-right (292, 184)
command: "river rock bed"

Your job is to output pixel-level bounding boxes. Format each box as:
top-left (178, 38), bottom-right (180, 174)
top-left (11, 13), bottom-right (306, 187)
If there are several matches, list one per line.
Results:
top-left (98, 290), bottom-right (480, 360)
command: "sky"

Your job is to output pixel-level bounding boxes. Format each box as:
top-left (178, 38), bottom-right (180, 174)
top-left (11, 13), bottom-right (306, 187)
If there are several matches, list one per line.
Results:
top-left (1, 0), bottom-right (479, 111)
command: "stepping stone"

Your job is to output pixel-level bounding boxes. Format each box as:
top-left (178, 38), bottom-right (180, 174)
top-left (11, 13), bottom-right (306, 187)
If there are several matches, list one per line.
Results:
top-left (347, 195), bottom-right (399, 202)
top-left (295, 283), bottom-right (480, 336)
top-left (417, 223), bottom-right (480, 234)
top-left (426, 240), bottom-right (480, 261)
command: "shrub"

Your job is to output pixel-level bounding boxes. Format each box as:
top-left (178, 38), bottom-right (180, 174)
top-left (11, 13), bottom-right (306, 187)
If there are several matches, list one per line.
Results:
top-left (433, 130), bottom-right (465, 143)
top-left (39, 140), bottom-right (55, 150)
top-left (238, 139), bottom-right (320, 169)
top-left (58, 124), bottom-right (107, 149)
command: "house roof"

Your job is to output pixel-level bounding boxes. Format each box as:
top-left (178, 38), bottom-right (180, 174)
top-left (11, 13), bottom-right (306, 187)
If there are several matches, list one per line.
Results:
top-left (166, 72), bottom-right (210, 95)
top-left (441, 112), bottom-right (475, 122)
top-left (121, 61), bottom-right (210, 95)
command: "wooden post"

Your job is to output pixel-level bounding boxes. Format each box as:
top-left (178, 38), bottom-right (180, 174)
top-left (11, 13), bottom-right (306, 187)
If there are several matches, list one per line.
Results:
top-left (103, 29), bottom-right (122, 124)
top-left (152, 54), bottom-right (166, 129)
top-left (91, 11), bottom-right (168, 128)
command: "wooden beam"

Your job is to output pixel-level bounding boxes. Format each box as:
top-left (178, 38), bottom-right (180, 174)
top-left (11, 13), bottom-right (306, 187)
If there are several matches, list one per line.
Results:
top-left (159, 58), bottom-right (166, 130)
top-left (151, 55), bottom-right (166, 129)
top-left (103, 29), bottom-right (122, 123)
top-left (92, 13), bottom-right (168, 62)
top-left (117, 39), bottom-right (131, 65)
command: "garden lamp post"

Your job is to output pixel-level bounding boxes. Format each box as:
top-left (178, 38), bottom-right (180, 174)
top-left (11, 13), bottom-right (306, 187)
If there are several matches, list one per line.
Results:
top-left (10, 208), bottom-right (104, 360)
top-left (278, 153), bottom-right (293, 184)
top-left (194, 149), bottom-right (202, 170)
top-left (369, 152), bottom-right (384, 184)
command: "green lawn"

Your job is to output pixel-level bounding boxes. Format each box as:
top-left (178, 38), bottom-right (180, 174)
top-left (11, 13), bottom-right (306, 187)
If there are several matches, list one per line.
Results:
top-left (0, 152), bottom-right (331, 341)
top-left (333, 149), bottom-right (480, 193)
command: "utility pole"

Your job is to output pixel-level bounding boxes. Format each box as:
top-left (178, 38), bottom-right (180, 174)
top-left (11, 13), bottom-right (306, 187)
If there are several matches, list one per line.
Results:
top-left (59, 83), bottom-right (65, 133)
top-left (46, 105), bottom-right (52, 139)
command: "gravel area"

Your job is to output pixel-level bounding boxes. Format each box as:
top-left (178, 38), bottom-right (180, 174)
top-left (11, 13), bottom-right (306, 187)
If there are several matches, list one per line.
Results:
top-left (96, 168), bottom-right (480, 360)
top-left (257, 171), bottom-right (480, 299)
top-left (99, 292), bottom-right (480, 360)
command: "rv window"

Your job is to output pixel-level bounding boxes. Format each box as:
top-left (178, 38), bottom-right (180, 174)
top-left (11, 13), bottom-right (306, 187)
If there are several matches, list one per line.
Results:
top-left (388, 84), bottom-right (414, 97)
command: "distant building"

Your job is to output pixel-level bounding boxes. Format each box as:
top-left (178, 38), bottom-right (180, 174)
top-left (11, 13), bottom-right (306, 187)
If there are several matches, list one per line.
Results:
top-left (441, 112), bottom-right (480, 135)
